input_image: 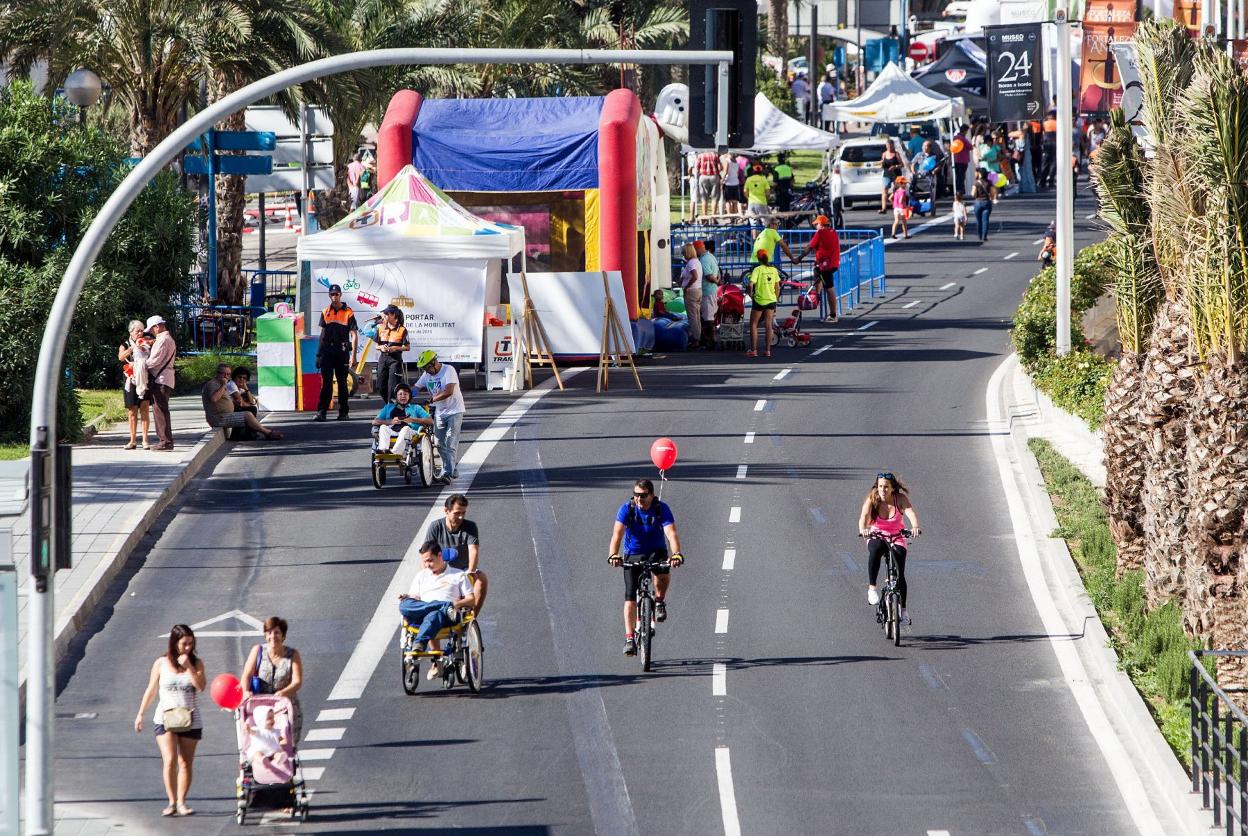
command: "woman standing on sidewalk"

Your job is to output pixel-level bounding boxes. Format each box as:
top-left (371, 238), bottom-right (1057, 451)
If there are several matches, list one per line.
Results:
top-left (118, 319), bottom-right (152, 450)
top-left (135, 624), bottom-right (206, 817)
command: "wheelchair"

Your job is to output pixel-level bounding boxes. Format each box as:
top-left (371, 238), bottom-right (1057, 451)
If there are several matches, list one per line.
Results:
top-left (370, 423), bottom-right (438, 489)
top-left (400, 609), bottom-right (484, 694)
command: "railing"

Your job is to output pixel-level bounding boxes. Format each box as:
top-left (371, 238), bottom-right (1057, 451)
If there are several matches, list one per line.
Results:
top-left (245, 269), bottom-right (298, 307)
top-left (173, 303), bottom-right (264, 354)
top-left (1190, 650), bottom-right (1248, 836)
top-left (670, 224), bottom-right (886, 317)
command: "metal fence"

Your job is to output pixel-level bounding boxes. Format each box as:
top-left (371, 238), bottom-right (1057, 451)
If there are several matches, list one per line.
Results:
top-left (173, 303), bottom-right (264, 354)
top-left (1191, 650), bottom-right (1248, 835)
top-left (669, 224), bottom-right (886, 318)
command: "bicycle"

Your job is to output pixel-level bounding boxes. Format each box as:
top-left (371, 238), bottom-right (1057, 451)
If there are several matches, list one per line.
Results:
top-left (620, 556), bottom-right (671, 672)
top-left (863, 529), bottom-right (914, 647)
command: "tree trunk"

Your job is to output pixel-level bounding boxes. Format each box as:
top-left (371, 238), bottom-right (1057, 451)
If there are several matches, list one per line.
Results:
top-left (1103, 351), bottom-right (1148, 575)
top-left (768, 0), bottom-right (788, 58)
top-left (209, 74), bottom-right (248, 306)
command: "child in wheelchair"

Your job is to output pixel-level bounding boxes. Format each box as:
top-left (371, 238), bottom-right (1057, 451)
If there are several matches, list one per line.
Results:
top-left (371, 383), bottom-right (432, 457)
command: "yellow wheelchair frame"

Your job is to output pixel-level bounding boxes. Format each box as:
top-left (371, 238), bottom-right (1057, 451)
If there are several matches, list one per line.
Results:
top-left (371, 423), bottom-right (437, 489)
top-left (400, 609), bottom-right (484, 694)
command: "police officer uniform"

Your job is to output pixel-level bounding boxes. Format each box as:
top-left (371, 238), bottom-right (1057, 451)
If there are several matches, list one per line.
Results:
top-left (375, 305), bottom-right (409, 403)
top-left (315, 284), bottom-right (358, 421)
top-left (1040, 112), bottom-right (1058, 190)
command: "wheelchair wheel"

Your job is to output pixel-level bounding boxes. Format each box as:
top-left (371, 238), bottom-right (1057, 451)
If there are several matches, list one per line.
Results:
top-left (401, 462), bottom-right (412, 485)
top-left (464, 621), bottom-right (484, 693)
top-left (371, 459), bottom-right (386, 489)
top-left (401, 652), bottom-right (419, 694)
top-left (415, 434), bottom-right (435, 487)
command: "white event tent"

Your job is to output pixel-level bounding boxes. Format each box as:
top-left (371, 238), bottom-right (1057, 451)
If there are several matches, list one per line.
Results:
top-left (824, 62), bottom-right (966, 124)
top-left (658, 86), bottom-right (840, 153)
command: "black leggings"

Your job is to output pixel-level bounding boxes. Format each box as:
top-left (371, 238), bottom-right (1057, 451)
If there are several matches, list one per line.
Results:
top-left (867, 539), bottom-right (908, 607)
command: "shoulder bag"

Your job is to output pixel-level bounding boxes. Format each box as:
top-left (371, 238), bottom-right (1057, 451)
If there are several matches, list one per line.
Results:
top-left (250, 645), bottom-right (274, 695)
top-left (162, 706), bottom-right (193, 732)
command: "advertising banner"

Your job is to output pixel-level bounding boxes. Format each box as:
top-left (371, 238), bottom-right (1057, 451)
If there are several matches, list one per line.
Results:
top-left (1080, 0), bottom-right (1137, 114)
top-left (309, 258), bottom-right (487, 363)
top-left (1174, 0), bottom-right (1201, 35)
top-left (985, 24), bottom-right (1046, 122)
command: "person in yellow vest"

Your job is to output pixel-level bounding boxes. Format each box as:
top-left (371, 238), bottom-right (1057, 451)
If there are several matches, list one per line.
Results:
top-left (745, 249), bottom-right (781, 358)
top-left (374, 304), bottom-right (409, 403)
top-left (315, 284), bottom-right (358, 421)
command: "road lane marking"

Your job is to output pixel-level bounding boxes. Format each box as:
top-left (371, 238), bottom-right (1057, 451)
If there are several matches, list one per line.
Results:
top-left (305, 728), bottom-right (345, 742)
top-left (927, 831), bottom-right (952, 836)
top-left (1032, 238), bottom-right (1045, 246)
top-left (735, 465), bottom-right (748, 479)
top-left (882, 210), bottom-right (955, 244)
top-left (299, 748), bottom-right (335, 761)
top-left (728, 506), bottom-right (741, 523)
top-left (903, 301), bottom-right (920, 309)
top-left (811, 344), bottom-right (833, 354)
top-left (754, 399), bottom-right (766, 411)
top-left (163, 609), bottom-right (263, 638)
top-left (1085, 212), bottom-right (1097, 219)
top-left (715, 609), bottom-right (730, 633)
top-left (1025, 819), bottom-right (1046, 836)
top-left (722, 549), bottom-right (736, 570)
top-left (326, 371), bottom-right (583, 703)
top-left (301, 767), bottom-right (325, 781)
top-left (940, 282), bottom-right (957, 290)
top-left (973, 267), bottom-right (988, 275)
top-left (918, 663), bottom-right (944, 691)
top-left (840, 553), bottom-right (861, 572)
top-left (715, 747), bottom-right (743, 836)
top-left (713, 663), bottom-right (727, 696)
top-left (744, 432), bottom-right (755, 444)
top-left (774, 368), bottom-right (792, 380)
top-left (962, 728), bottom-right (997, 765)
top-left (809, 507), bottom-right (827, 525)
top-left (315, 708), bottom-right (354, 723)
top-left (857, 320), bottom-right (879, 331)
top-left (1004, 251), bottom-right (1018, 260)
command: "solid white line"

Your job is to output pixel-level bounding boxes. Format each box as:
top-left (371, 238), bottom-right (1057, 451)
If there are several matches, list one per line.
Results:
top-left (728, 506), bottom-right (741, 523)
top-left (299, 748), bottom-right (335, 761)
top-left (811, 344), bottom-right (833, 355)
top-left (940, 282), bottom-right (956, 290)
top-left (715, 747), bottom-right (743, 836)
top-left (301, 767), bottom-right (325, 781)
top-left (903, 300), bottom-right (920, 309)
top-left (985, 356), bottom-right (1163, 836)
top-left (1004, 251), bottom-right (1019, 260)
top-left (973, 267), bottom-right (988, 275)
top-left (712, 663), bottom-right (727, 696)
top-left (735, 465), bottom-right (747, 479)
top-left (753, 399), bottom-right (766, 411)
top-left (305, 727), bottom-right (345, 742)
top-left (715, 609), bottom-right (730, 633)
top-left (774, 368), bottom-right (792, 380)
top-left (882, 210), bottom-right (955, 245)
top-left (315, 708), bottom-right (355, 723)
top-left (743, 432), bottom-right (755, 444)
top-left (722, 549), bottom-right (736, 570)
top-left (326, 371), bottom-right (583, 702)
top-left (857, 320), bottom-right (879, 331)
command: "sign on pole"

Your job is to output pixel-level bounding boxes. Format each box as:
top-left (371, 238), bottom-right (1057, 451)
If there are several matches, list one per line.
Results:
top-left (985, 24), bottom-right (1045, 122)
top-left (243, 105), bottom-right (335, 194)
top-left (1079, 0), bottom-right (1137, 114)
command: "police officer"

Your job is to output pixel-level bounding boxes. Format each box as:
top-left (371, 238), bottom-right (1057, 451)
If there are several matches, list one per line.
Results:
top-left (374, 304), bottom-right (409, 403)
top-left (314, 284), bottom-right (358, 422)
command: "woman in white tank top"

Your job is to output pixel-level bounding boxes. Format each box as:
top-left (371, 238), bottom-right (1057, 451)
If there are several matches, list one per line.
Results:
top-left (135, 624), bottom-right (207, 817)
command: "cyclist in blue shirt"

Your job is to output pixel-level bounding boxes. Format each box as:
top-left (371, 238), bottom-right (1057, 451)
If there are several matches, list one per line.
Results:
top-left (371, 383), bottom-right (431, 457)
top-left (607, 479), bottom-right (685, 656)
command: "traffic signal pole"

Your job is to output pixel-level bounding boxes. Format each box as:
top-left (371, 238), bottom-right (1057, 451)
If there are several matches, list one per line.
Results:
top-left (24, 46), bottom-right (732, 834)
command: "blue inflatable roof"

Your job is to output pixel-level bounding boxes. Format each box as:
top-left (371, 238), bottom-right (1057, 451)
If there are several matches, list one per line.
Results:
top-left (412, 96), bottom-right (604, 193)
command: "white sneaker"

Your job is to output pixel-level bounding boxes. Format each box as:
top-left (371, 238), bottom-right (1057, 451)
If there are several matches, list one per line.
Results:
top-left (901, 609), bottom-right (911, 626)
top-left (867, 588), bottom-right (880, 606)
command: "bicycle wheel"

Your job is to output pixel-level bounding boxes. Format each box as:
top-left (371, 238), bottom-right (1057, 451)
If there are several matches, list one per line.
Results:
top-left (884, 597), bottom-right (894, 640)
top-left (464, 621), bottom-right (484, 693)
top-left (638, 596), bottom-right (654, 672)
top-left (889, 592), bottom-right (902, 647)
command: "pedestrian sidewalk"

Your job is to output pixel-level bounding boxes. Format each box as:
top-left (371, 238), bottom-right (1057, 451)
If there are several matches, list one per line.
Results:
top-left (13, 395), bottom-right (224, 706)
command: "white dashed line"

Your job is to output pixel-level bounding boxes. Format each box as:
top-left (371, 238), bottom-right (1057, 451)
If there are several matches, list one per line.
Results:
top-left (857, 320), bottom-right (879, 331)
top-left (743, 432), bottom-right (755, 444)
top-left (728, 506), bottom-right (741, 523)
top-left (774, 368), bottom-right (791, 380)
top-left (735, 465), bottom-right (748, 479)
top-left (715, 609), bottom-right (730, 633)
top-left (754, 399), bottom-right (766, 411)
top-left (1085, 212), bottom-right (1097, 219)
top-left (305, 727), bottom-right (345, 742)
top-left (715, 747), bottom-right (743, 836)
top-left (927, 831), bottom-right (952, 836)
top-left (722, 549), bottom-right (736, 570)
top-left (299, 748), bottom-right (335, 761)
top-left (903, 300), bottom-right (920, 309)
top-left (301, 767), bottom-right (325, 781)
top-left (811, 344), bottom-right (833, 354)
top-left (940, 282), bottom-right (956, 290)
top-left (315, 708), bottom-right (355, 723)
top-left (973, 267), bottom-right (988, 275)
top-left (712, 663), bottom-right (727, 696)
top-left (1004, 251), bottom-right (1018, 260)
top-left (1032, 238), bottom-right (1045, 246)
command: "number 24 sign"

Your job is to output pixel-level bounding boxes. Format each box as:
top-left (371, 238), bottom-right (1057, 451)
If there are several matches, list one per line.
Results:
top-left (985, 23), bottom-right (1045, 123)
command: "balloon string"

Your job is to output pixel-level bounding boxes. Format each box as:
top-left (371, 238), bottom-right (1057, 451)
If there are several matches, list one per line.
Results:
top-left (657, 468), bottom-right (668, 501)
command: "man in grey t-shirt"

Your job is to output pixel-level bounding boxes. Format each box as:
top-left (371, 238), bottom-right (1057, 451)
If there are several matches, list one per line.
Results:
top-left (425, 493), bottom-right (487, 614)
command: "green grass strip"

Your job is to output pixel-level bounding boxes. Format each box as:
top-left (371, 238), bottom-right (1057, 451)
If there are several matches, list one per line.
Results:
top-left (1028, 437), bottom-right (1198, 766)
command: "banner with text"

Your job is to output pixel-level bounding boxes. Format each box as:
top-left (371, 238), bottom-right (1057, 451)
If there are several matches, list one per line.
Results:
top-left (985, 24), bottom-right (1046, 122)
top-left (1174, 0), bottom-right (1201, 36)
top-left (309, 258), bottom-right (487, 363)
top-left (1080, 0), bottom-right (1137, 114)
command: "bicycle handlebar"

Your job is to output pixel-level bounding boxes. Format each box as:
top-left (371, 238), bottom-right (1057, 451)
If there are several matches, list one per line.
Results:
top-left (620, 558), bottom-right (673, 569)
top-left (860, 529), bottom-right (916, 542)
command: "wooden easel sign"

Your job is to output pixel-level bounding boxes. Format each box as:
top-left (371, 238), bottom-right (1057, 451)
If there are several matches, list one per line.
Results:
top-left (597, 271), bottom-right (642, 393)
top-left (516, 271), bottom-right (564, 391)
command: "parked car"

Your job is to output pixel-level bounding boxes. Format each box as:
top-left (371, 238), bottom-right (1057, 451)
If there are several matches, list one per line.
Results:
top-left (830, 137), bottom-right (912, 210)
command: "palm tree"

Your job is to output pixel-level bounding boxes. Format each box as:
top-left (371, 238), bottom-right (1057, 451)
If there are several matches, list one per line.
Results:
top-left (581, 0), bottom-right (688, 98)
top-left (1092, 108), bottom-right (1162, 577)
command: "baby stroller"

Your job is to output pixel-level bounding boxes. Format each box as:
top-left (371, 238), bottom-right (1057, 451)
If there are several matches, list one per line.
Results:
top-left (772, 307), bottom-right (813, 348)
top-left (714, 279), bottom-right (747, 351)
top-left (908, 169), bottom-right (935, 217)
top-left (234, 695), bottom-right (309, 825)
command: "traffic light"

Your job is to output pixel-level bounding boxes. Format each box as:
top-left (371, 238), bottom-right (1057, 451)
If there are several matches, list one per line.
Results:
top-left (688, 0), bottom-right (756, 149)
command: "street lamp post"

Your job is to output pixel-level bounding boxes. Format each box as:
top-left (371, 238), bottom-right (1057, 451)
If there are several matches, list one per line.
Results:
top-left (63, 68), bottom-right (102, 127)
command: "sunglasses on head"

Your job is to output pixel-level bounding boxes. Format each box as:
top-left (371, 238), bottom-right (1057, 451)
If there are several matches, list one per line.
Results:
top-left (877, 472), bottom-right (894, 481)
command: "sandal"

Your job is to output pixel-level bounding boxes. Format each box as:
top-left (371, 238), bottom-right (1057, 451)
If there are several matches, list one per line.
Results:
top-left (161, 805), bottom-right (177, 817)
top-left (142, 442), bottom-right (152, 450)
top-left (176, 804), bottom-right (194, 816)
top-left (124, 441), bottom-right (137, 450)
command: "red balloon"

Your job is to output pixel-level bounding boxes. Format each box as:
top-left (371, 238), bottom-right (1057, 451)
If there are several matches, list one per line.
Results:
top-left (650, 437), bottom-right (678, 471)
top-left (210, 673), bottom-right (244, 710)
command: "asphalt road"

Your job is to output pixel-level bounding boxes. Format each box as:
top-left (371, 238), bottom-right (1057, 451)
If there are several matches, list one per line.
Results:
top-left (41, 185), bottom-right (1132, 835)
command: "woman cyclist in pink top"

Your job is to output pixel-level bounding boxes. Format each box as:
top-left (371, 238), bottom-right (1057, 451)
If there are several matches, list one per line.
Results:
top-left (857, 472), bottom-right (922, 624)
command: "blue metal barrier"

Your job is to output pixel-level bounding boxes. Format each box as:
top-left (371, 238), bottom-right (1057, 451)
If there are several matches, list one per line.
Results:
top-left (670, 224), bottom-right (886, 317)
top-left (174, 303), bottom-right (265, 354)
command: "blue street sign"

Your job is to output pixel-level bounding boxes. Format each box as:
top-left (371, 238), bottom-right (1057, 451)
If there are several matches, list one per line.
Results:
top-left (184, 155), bottom-right (272, 176)
top-left (213, 130), bottom-right (277, 152)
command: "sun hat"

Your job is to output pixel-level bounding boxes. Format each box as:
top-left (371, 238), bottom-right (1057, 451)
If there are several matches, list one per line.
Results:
top-left (145, 315), bottom-right (165, 331)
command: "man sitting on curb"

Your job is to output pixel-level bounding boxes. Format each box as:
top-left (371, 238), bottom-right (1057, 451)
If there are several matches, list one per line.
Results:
top-left (202, 363), bottom-right (283, 441)
top-left (398, 541), bottom-right (476, 669)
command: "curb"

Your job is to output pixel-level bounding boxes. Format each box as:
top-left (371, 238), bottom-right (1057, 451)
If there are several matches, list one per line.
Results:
top-left (990, 353), bottom-right (1210, 835)
top-left (17, 428), bottom-right (226, 711)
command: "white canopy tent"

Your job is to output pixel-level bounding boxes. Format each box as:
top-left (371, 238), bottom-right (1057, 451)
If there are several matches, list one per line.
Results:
top-left (823, 62), bottom-right (966, 124)
top-left (656, 85), bottom-right (840, 153)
